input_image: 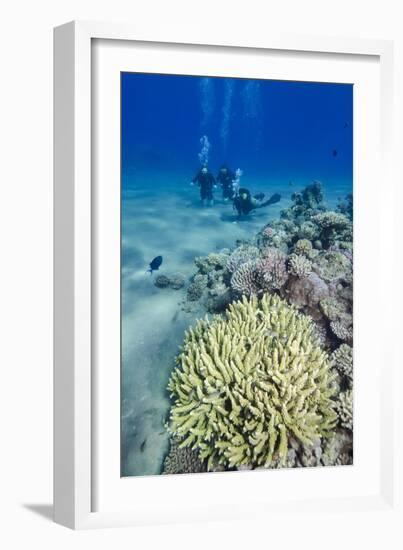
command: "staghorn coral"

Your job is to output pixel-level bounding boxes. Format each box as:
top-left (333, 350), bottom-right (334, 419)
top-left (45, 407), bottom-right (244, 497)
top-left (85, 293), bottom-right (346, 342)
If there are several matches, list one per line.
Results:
top-left (293, 239), bottom-right (313, 257)
top-left (331, 344), bottom-right (353, 383)
top-left (167, 294), bottom-right (338, 471)
top-left (257, 247), bottom-right (288, 291)
top-left (226, 245), bottom-right (259, 274)
top-left (335, 389), bottom-right (353, 430)
top-left (288, 253), bottom-right (312, 278)
top-left (163, 438), bottom-right (207, 475)
top-left (230, 260), bottom-right (259, 296)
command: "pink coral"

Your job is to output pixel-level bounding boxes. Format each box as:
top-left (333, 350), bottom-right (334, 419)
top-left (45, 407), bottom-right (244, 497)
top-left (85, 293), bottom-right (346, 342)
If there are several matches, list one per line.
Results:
top-left (256, 248), bottom-right (288, 290)
top-left (262, 226), bottom-right (275, 238)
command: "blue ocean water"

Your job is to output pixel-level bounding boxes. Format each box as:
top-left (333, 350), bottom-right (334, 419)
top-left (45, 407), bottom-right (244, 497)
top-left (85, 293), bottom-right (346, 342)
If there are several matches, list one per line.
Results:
top-left (121, 73), bottom-right (353, 477)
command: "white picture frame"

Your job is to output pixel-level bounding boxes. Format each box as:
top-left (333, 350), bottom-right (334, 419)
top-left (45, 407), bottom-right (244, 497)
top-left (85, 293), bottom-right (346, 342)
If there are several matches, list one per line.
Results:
top-left (54, 21), bottom-right (400, 532)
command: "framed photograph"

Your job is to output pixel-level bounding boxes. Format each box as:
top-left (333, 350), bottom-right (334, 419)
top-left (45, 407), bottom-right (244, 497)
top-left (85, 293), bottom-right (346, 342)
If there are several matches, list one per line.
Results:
top-left (54, 21), bottom-right (399, 531)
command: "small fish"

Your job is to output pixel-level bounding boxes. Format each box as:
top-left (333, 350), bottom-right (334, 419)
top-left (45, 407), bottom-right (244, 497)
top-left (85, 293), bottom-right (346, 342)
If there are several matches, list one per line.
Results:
top-left (344, 122), bottom-right (349, 128)
top-left (140, 439), bottom-right (147, 452)
top-left (171, 310), bottom-right (179, 323)
top-left (288, 180), bottom-right (294, 187)
top-left (148, 255), bottom-right (163, 274)
top-left (332, 149), bottom-right (338, 157)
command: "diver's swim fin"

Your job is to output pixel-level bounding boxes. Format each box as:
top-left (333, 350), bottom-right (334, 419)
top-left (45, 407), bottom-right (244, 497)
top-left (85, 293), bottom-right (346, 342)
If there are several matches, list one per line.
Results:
top-left (262, 193), bottom-right (281, 206)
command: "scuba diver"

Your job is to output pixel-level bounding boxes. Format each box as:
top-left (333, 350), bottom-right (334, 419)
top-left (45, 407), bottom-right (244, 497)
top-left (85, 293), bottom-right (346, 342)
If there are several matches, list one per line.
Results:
top-left (216, 164), bottom-right (236, 201)
top-left (233, 188), bottom-right (281, 217)
top-left (191, 165), bottom-right (216, 206)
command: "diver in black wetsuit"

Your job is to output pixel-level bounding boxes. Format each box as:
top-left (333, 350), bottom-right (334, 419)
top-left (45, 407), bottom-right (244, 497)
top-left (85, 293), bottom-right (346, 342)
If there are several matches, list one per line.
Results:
top-left (233, 188), bottom-right (281, 217)
top-left (191, 166), bottom-right (216, 206)
top-left (216, 165), bottom-right (236, 201)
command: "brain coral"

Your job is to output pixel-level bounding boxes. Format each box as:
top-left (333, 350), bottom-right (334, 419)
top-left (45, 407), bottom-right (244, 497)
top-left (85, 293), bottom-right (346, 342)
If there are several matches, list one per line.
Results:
top-left (167, 294), bottom-right (338, 470)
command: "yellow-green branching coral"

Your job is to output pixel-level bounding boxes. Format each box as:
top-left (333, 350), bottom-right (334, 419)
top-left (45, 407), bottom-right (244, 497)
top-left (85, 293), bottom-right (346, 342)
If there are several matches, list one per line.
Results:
top-left (167, 294), bottom-right (338, 470)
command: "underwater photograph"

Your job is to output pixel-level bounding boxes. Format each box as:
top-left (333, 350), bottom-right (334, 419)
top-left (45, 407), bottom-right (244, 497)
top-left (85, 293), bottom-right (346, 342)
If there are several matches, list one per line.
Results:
top-left (121, 73), bottom-right (353, 477)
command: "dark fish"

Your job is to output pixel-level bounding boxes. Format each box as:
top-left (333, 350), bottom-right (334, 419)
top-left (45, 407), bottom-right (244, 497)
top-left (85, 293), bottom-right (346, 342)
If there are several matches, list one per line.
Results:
top-left (344, 122), bottom-right (349, 128)
top-left (148, 255), bottom-right (163, 274)
top-left (288, 180), bottom-right (294, 187)
top-left (140, 439), bottom-right (147, 452)
top-left (332, 149), bottom-right (338, 157)
top-left (171, 310), bottom-right (179, 323)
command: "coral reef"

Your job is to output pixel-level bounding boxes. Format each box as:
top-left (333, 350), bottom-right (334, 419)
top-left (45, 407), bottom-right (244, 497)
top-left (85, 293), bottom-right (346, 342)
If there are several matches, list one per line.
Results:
top-left (154, 273), bottom-right (186, 290)
top-left (293, 238), bottom-right (313, 257)
top-left (330, 320), bottom-right (353, 344)
top-left (299, 221), bottom-right (319, 241)
top-left (170, 181), bottom-right (354, 473)
top-left (169, 273), bottom-right (186, 290)
top-left (312, 212), bottom-right (352, 248)
top-left (287, 253), bottom-right (312, 278)
top-left (167, 294), bottom-right (338, 470)
top-left (282, 272), bottom-right (329, 320)
top-left (230, 260), bottom-right (259, 296)
top-left (321, 429), bottom-right (353, 466)
top-left (230, 248), bottom-right (288, 297)
top-left (187, 274), bottom-right (208, 301)
top-left (313, 251), bottom-right (351, 283)
top-left (194, 252), bottom-right (230, 274)
top-left (226, 245), bottom-right (259, 273)
top-left (335, 389), bottom-right (353, 430)
top-left (162, 438), bottom-right (207, 475)
top-left (256, 248), bottom-right (288, 291)
top-left (331, 344), bottom-right (353, 383)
